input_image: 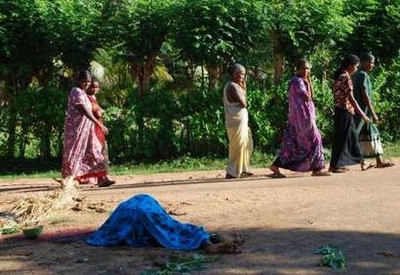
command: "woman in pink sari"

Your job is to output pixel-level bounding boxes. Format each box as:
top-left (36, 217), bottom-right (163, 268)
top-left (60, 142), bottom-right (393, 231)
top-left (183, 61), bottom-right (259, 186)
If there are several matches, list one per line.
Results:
top-left (61, 70), bottom-right (115, 187)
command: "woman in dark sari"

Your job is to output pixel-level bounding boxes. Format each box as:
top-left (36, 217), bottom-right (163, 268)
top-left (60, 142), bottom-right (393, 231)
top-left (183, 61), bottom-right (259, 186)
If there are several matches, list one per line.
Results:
top-left (329, 54), bottom-right (372, 173)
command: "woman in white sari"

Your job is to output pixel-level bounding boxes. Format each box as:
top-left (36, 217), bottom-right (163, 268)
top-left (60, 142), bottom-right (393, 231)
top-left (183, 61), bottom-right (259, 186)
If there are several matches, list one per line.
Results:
top-left (223, 64), bottom-right (253, 179)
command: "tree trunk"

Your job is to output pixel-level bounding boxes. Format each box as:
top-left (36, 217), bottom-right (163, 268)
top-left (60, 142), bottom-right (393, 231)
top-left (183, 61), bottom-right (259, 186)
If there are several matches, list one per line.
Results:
top-left (41, 124), bottom-right (52, 160)
top-left (133, 51), bottom-right (158, 97)
top-left (206, 64), bottom-right (221, 91)
top-left (6, 99), bottom-right (17, 159)
top-left (271, 29), bottom-right (284, 85)
top-left (18, 121), bottom-right (29, 158)
top-left (5, 78), bottom-right (17, 159)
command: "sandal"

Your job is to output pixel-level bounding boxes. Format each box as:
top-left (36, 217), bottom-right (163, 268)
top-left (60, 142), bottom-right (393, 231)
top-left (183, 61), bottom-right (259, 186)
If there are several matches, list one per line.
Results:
top-left (267, 172), bottom-right (286, 178)
top-left (225, 173), bottom-right (236, 179)
top-left (376, 162), bottom-right (394, 168)
top-left (240, 172), bottom-right (254, 178)
top-left (97, 179), bottom-right (116, 187)
top-left (311, 171), bottom-right (331, 177)
top-left (361, 163), bottom-right (375, 171)
top-left (329, 166), bottom-right (349, 172)
top-left (268, 165), bottom-right (285, 178)
top-left (329, 167), bottom-right (347, 173)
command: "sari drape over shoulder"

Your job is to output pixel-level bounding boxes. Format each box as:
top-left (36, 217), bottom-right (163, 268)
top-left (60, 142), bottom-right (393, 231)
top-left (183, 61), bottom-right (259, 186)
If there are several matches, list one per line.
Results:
top-left (61, 87), bottom-right (107, 180)
top-left (223, 82), bottom-right (253, 177)
top-left (88, 95), bottom-right (105, 146)
top-left (87, 194), bottom-right (210, 250)
top-left (353, 70), bottom-right (383, 157)
top-left (274, 76), bottom-right (325, 172)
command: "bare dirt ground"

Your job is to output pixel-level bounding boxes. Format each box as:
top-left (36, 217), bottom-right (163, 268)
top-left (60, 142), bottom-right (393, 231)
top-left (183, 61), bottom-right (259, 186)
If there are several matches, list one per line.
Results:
top-left (1, 159), bottom-right (399, 275)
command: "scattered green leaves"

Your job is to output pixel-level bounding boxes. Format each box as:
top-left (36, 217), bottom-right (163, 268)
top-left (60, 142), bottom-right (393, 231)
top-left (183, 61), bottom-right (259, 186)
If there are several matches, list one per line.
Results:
top-left (0, 225), bottom-right (20, 235)
top-left (313, 244), bottom-right (346, 270)
top-left (140, 253), bottom-right (219, 275)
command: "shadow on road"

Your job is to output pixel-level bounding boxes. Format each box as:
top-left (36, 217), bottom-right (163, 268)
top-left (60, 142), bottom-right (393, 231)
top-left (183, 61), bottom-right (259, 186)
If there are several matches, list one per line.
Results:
top-left (1, 227), bottom-right (399, 274)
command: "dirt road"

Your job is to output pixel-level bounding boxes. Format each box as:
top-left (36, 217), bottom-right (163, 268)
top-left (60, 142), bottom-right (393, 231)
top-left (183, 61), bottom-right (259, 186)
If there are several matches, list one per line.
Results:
top-left (1, 160), bottom-right (399, 274)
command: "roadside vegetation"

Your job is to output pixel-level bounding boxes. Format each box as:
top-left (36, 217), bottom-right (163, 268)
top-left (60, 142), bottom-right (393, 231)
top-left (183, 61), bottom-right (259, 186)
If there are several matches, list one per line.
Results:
top-left (1, 0), bottom-right (399, 177)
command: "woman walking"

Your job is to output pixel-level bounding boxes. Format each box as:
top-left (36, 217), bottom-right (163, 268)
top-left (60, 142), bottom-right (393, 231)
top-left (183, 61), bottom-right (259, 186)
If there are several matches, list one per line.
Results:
top-left (353, 53), bottom-right (394, 168)
top-left (269, 58), bottom-right (329, 177)
top-left (329, 54), bottom-right (371, 173)
top-left (61, 70), bottom-right (114, 187)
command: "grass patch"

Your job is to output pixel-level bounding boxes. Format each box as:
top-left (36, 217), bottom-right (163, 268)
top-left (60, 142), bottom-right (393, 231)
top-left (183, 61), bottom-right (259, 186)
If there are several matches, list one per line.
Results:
top-left (111, 150), bottom-right (276, 176)
top-left (381, 142), bottom-right (400, 158)
top-left (140, 253), bottom-right (219, 275)
top-left (314, 244), bottom-right (346, 270)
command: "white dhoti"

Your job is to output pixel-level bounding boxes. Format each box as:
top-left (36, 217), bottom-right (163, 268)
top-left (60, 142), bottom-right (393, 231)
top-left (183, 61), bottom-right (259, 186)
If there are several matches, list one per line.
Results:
top-left (226, 125), bottom-right (253, 177)
top-left (223, 85), bottom-right (253, 178)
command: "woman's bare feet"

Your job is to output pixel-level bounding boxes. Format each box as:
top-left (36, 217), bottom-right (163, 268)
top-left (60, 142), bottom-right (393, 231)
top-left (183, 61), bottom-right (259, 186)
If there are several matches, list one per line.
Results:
top-left (203, 242), bottom-right (241, 254)
top-left (232, 232), bottom-right (245, 245)
top-left (210, 232), bottom-right (245, 245)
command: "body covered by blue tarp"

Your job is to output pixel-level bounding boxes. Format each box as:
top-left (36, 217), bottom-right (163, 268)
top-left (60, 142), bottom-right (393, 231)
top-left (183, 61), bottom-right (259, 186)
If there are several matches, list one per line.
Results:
top-left (87, 194), bottom-right (210, 250)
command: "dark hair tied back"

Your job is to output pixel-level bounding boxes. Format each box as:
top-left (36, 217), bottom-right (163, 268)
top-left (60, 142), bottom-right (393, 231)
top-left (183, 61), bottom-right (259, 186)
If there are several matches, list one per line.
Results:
top-left (77, 70), bottom-right (91, 82)
top-left (333, 54), bottom-right (360, 80)
top-left (360, 52), bottom-right (375, 63)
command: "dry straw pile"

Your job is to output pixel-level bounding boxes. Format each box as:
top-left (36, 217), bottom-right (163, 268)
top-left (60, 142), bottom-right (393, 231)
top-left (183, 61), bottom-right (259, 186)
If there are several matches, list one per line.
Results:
top-left (3, 176), bottom-right (77, 228)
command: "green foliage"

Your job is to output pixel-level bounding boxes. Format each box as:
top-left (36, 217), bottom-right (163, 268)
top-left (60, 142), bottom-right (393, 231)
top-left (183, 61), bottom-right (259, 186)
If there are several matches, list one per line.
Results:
top-left (260, 0), bottom-right (355, 81)
top-left (0, 0), bottom-right (400, 167)
top-left (140, 253), bottom-right (219, 275)
top-left (14, 84), bottom-right (66, 158)
top-left (90, 47), bottom-right (136, 107)
top-left (0, 225), bottom-right (19, 235)
top-left (107, 0), bottom-right (176, 95)
top-left (372, 56), bottom-right (400, 141)
top-left (381, 140), bottom-right (400, 157)
top-left (263, 0), bottom-right (353, 49)
top-left (0, 0), bottom-right (55, 72)
top-left (173, 0), bottom-right (263, 66)
top-left (47, 0), bottom-right (103, 70)
top-left (176, 87), bottom-right (227, 157)
top-left (342, 0), bottom-right (400, 64)
top-left (102, 106), bottom-right (137, 161)
top-left (103, 86), bottom-right (227, 163)
top-left (313, 244), bottom-right (346, 270)
top-left (311, 78), bottom-right (335, 144)
top-left (247, 85), bottom-right (287, 151)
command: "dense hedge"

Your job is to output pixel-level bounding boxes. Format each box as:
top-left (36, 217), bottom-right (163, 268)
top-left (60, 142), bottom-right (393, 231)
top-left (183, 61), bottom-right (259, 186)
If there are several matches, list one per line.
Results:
top-left (1, 0), bottom-right (399, 167)
top-left (2, 65), bottom-right (398, 167)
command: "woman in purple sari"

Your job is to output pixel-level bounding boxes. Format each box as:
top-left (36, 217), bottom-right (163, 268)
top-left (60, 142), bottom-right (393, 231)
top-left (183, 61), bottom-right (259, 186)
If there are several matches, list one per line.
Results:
top-left (269, 59), bottom-right (329, 177)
